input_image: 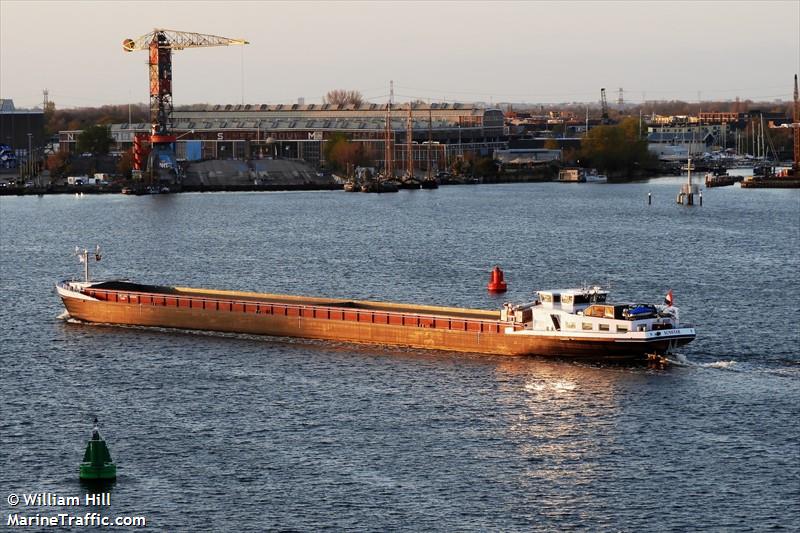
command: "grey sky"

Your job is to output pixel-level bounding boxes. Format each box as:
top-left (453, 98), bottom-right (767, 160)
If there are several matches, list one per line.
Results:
top-left (1, 0), bottom-right (798, 109)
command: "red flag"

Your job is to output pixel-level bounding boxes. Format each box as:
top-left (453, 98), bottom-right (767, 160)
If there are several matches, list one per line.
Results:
top-left (665, 290), bottom-right (674, 306)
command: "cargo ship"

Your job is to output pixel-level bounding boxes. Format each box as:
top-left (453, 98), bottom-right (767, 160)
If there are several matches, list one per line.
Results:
top-left (56, 253), bottom-right (695, 362)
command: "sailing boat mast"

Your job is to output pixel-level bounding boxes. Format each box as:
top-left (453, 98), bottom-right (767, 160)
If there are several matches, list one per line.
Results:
top-left (794, 74), bottom-right (800, 172)
top-left (407, 103), bottom-right (413, 178)
top-left (385, 101), bottom-right (393, 178)
top-left (427, 107), bottom-right (433, 180)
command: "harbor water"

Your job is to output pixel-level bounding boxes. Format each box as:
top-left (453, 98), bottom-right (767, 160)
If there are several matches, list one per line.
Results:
top-left (1, 177), bottom-right (798, 531)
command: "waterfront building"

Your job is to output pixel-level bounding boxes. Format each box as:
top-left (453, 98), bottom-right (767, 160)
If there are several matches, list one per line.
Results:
top-left (647, 123), bottom-right (727, 157)
top-left (58, 103), bottom-right (506, 171)
top-left (646, 131), bottom-right (714, 159)
top-left (494, 148), bottom-right (561, 172)
top-left (0, 99), bottom-right (45, 166)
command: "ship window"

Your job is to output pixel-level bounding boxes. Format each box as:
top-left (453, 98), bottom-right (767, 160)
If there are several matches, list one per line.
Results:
top-left (582, 323), bottom-right (593, 331)
top-left (541, 294), bottom-right (552, 303)
top-left (562, 295), bottom-right (573, 305)
top-left (584, 305), bottom-right (606, 318)
top-left (565, 321), bottom-right (576, 329)
top-left (617, 325), bottom-right (628, 333)
top-left (599, 324), bottom-right (610, 331)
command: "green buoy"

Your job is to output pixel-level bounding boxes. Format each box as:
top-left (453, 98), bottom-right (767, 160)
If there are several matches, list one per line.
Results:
top-left (79, 418), bottom-right (117, 481)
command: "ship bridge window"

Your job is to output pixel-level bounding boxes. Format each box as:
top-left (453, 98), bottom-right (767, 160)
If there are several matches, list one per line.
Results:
top-left (540, 293), bottom-right (560, 304)
top-left (562, 295), bottom-right (574, 305)
top-left (584, 305), bottom-right (615, 318)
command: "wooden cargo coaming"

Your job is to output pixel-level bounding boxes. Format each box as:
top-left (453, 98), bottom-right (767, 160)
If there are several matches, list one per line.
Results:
top-left (62, 287), bottom-right (677, 359)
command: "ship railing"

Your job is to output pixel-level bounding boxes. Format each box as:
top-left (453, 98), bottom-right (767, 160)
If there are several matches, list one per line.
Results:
top-left (82, 288), bottom-right (508, 334)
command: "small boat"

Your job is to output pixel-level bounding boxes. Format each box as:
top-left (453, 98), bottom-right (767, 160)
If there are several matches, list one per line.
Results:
top-left (557, 168), bottom-right (607, 183)
top-left (704, 167), bottom-right (741, 188)
top-left (360, 177), bottom-right (398, 193)
top-left (121, 187), bottom-right (134, 195)
top-left (420, 176), bottom-right (439, 189)
top-left (583, 169), bottom-right (608, 183)
top-left (57, 254), bottom-right (695, 363)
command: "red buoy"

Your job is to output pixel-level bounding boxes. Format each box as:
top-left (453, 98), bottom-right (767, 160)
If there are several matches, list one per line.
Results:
top-left (487, 266), bottom-right (508, 293)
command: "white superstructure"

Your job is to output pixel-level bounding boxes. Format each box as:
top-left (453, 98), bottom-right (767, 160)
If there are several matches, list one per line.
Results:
top-left (501, 286), bottom-right (695, 350)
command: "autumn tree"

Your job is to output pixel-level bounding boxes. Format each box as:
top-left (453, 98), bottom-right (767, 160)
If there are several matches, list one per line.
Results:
top-left (578, 117), bottom-right (656, 176)
top-left (543, 138), bottom-right (560, 150)
top-left (46, 151), bottom-right (71, 179)
top-left (323, 133), bottom-right (373, 172)
top-left (324, 90), bottom-right (364, 107)
top-left (117, 148), bottom-right (134, 179)
top-left (46, 104), bottom-right (148, 137)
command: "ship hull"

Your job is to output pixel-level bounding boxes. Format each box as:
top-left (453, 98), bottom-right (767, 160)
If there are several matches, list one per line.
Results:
top-left (57, 282), bottom-right (694, 362)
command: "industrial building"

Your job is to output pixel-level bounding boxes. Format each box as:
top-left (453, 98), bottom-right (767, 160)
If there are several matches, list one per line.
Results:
top-left (58, 103), bottom-right (507, 171)
top-left (0, 99), bottom-right (45, 170)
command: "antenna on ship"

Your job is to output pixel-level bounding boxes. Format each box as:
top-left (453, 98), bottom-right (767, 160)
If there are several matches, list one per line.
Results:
top-left (75, 245), bottom-right (102, 283)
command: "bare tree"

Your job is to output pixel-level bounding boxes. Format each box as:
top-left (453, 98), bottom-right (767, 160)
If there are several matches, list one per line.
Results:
top-left (324, 90), bottom-right (364, 107)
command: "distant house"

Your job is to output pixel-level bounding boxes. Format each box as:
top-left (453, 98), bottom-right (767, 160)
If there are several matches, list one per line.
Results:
top-left (494, 148), bottom-right (561, 171)
top-left (647, 131), bottom-right (714, 159)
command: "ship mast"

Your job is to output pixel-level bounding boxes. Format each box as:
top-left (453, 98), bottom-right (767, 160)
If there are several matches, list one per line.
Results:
top-left (427, 107), bottom-right (433, 180)
top-left (76, 246), bottom-right (102, 283)
top-left (406, 103), bottom-right (413, 179)
top-left (384, 101), bottom-right (393, 178)
top-left (793, 74), bottom-right (799, 172)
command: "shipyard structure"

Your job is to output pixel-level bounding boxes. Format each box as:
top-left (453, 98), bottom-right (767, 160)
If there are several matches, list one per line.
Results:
top-left (58, 103), bottom-right (506, 173)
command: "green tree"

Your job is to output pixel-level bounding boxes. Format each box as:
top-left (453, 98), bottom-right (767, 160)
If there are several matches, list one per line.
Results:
top-left (323, 133), bottom-right (348, 169)
top-left (579, 117), bottom-right (656, 176)
top-left (76, 125), bottom-right (112, 155)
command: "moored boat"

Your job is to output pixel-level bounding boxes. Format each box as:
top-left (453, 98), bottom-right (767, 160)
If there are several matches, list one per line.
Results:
top-left (704, 167), bottom-right (742, 188)
top-left (557, 168), bottom-right (607, 183)
top-left (57, 256), bottom-right (695, 363)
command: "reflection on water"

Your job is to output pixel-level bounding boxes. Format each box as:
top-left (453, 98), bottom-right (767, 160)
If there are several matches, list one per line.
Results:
top-left (494, 359), bottom-right (629, 519)
top-left (2, 184), bottom-right (798, 531)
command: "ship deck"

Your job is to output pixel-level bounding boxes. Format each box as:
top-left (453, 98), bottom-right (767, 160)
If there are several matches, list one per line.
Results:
top-left (88, 281), bottom-right (501, 321)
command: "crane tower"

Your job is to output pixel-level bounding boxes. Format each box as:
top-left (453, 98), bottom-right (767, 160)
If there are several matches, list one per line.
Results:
top-left (123, 29), bottom-right (248, 185)
top-left (600, 88), bottom-right (610, 124)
